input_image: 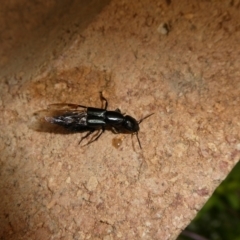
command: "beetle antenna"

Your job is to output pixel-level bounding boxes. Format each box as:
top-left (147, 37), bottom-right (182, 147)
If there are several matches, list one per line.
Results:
top-left (135, 113), bottom-right (154, 149)
top-left (138, 113), bottom-right (154, 124)
top-left (136, 132), bottom-right (142, 149)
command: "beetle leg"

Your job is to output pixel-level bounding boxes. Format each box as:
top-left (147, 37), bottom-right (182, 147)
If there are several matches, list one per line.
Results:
top-left (115, 109), bottom-right (125, 115)
top-left (111, 127), bottom-right (120, 134)
top-left (85, 127), bottom-right (105, 145)
top-left (100, 92), bottom-right (108, 110)
top-left (79, 130), bottom-right (95, 145)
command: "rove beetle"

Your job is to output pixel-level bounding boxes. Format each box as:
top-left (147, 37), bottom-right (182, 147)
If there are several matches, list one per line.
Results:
top-left (31, 92), bottom-right (153, 148)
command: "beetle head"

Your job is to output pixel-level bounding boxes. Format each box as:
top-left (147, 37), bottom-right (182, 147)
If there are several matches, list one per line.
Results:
top-left (122, 115), bottom-right (140, 132)
top-left (123, 113), bottom-right (154, 149)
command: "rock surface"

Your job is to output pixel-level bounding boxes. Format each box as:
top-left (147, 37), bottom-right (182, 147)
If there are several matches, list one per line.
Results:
top-left (0, 0), bottom-right (240, 239)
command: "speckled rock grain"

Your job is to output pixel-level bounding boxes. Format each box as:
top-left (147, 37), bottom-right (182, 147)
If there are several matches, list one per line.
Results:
top-left (0, 0), bottom-right (240, 239)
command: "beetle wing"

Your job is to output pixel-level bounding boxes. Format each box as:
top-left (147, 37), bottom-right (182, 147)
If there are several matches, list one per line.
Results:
top-left (47, 103), bottom-right (87, 111)
top-left (29, 106), bottom-right (89, 133)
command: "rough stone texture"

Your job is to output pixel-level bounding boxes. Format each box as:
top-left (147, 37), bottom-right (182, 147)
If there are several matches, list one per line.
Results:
top-left (1, 0), bottom-right (240, 239)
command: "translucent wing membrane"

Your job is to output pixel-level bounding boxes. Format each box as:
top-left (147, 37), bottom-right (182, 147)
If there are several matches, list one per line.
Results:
top-left (46, 103), bottom-right (87, 111)
top-left (29, 104), bottom-right (88, 134)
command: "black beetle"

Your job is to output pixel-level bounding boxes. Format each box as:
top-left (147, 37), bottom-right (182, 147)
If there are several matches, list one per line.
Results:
top-left (31, 92), bottom-right (153, 148)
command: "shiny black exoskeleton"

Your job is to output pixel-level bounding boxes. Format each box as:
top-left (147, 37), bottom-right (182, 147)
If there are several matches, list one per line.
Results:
top-left (32, 92), bottom-right (153, 148)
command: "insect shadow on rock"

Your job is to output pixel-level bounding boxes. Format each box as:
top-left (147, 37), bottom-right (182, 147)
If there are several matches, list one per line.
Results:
top-left (30, 92), bottom-right (154, 148)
